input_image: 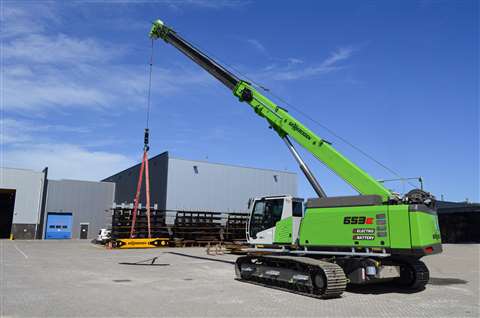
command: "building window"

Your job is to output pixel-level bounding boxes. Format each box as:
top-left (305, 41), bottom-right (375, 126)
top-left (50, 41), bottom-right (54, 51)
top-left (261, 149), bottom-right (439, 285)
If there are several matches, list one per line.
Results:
top-left (193, 166), bottom-right (199, 174)
top-left (273, 175), bottom-right (278, 183)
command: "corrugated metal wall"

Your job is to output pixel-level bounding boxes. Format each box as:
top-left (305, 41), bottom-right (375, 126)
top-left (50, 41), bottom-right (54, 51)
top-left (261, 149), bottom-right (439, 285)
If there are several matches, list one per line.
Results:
top-left (166, 157), bottom-right (297, 213)
top-left (103, 152), bottom-right (168, 209)
top-left (103, 152), bottom-right (298, 213)
top-left (0, 167), bottom-right (44, 224)
top-left (45, 180), bottom-right (115, 239)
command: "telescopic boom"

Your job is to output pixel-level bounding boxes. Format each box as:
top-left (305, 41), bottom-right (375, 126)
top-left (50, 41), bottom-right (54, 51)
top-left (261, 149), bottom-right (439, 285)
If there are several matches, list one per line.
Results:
top-left (149, 19), bottom-right (394, 202)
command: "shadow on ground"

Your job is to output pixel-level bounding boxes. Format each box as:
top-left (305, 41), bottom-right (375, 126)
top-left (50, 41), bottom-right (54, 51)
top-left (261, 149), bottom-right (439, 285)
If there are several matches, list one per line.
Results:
top-left (429, 277), bottom-right (468, 285)
top-left (119, 256), bottom-right (170, 266)
top-left (347, 277), bottom-right (468, 295)
top-left (118, 252), bottom-right (235, 266)
top-left (167, 251), bottom-right (236, 265)
top-left (346, 282), bottom-right (424, 295)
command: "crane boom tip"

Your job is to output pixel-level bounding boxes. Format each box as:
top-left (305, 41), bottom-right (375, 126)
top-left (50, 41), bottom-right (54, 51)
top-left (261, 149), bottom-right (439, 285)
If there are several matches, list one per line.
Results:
top-left (149, 19), bottom-right (166, 39)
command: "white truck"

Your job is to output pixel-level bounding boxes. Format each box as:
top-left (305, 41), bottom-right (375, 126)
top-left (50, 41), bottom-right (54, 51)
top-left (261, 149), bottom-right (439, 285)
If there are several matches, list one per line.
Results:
top-left (96, 229), bottom-right (111, 244)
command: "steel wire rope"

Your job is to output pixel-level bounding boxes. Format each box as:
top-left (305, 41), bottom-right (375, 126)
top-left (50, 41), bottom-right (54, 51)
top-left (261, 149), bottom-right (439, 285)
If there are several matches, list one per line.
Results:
top-left (145, 39), bottom-right (154, 129)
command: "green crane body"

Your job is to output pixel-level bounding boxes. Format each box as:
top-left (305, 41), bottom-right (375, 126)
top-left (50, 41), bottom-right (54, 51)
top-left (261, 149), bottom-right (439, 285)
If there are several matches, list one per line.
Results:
top-left (149, 19), bottom-right (442, 296)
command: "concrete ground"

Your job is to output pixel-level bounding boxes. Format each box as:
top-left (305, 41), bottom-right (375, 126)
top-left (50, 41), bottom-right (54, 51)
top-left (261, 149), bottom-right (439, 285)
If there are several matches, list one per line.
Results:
top-left (0, 241), bottom-right (478, 317)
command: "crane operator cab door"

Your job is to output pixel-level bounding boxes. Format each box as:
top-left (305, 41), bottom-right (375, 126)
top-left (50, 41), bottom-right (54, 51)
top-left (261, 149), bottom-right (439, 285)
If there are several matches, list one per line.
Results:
top-left (247, 196), bottom-right (303, 246)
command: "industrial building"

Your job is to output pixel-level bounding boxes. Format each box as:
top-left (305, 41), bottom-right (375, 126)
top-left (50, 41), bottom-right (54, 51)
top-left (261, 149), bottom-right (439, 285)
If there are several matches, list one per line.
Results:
top-left (0, 167), bottom-right (115, 240)
top-left (0, 167), bottom-right (47, 239)
top-left (436, 200), bottom-right (480, 243)
top-left (1, 153), bottom-right (296, 240)
top-left (103, 151), bottom-right (298, 213)
top-left (44, 179), bottom-right (115, 239)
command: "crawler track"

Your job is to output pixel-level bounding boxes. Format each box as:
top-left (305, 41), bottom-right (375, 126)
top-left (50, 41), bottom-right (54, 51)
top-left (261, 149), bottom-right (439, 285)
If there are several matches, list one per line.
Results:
top-left (396, 258), bottom-right (430, 290)
top-left (235, 255), bottom-right (347, 299)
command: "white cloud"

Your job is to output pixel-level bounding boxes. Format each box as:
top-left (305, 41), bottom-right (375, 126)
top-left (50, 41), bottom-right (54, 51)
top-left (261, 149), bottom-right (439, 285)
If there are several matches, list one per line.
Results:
top-left (0, 117), bottom-right (133, 181)
top-left (287, 58), bottom-right (304, 65)
top-left (254, 47), bottom-right (354, 81)
top-left (3, 33), bottom-right (123, 64)
top-left (321, 47), bottom-right (353, 68)
top-left (2, 3), bottom-right (212, 113)
top-left (0, 1), bottom-right (232, 182)
top-left (0, 118), bottom-right (90, 145)
top-left (3, 63), bottom-right (210, 112)
top-left (247, 39), bottom-right (268, 56)
top-left (4, 65), bottom-right (115, 111)
top-left (242, 37), bottom-right (353, 82)
top-left (4, 143), bottom-right (135, 181)
top-left (1, 2), bottom-right (59, 38)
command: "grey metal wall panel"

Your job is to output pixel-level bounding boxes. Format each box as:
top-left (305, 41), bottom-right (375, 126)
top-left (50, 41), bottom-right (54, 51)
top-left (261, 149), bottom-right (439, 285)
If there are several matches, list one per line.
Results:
top-left (166, 158), bottom-right (297, 213)
top-left (45, 180), bottom-right (115, 239)
top-left (103, 152), bottom-right (168, 209)
top-left (0, 167), bottom-right (44, 224)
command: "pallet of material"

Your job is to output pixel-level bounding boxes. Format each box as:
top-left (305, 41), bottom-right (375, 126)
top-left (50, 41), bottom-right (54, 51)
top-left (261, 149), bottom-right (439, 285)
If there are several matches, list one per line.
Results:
top-left (224, 212), bottom-right (248, 241)
top-left (109, 204), bottom-right (249, 244)
top-left (173, 211), bottom-right (223, 242)
top-left (111, 205), bottom-right (170, 239)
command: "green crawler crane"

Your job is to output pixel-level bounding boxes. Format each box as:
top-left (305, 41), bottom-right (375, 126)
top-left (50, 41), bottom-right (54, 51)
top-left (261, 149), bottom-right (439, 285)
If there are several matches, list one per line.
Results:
top-left (149, 19), bottom-right (442, 298)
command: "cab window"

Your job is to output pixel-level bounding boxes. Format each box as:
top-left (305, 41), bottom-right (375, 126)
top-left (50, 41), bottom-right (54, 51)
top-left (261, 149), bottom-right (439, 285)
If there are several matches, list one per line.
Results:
top-left (292, 201), bottom-right (303, 217)
top-left (249, 199), bottom-right (284, 238)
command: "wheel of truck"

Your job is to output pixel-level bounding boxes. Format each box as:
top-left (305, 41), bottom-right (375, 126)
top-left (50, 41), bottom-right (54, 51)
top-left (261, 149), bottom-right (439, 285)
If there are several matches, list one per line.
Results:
top-left (395, 259), bottom-right (429, 290)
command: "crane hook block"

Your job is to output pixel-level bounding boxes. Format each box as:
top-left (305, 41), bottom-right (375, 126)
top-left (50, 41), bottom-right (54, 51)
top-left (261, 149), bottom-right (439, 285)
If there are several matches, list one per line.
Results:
top-left (144, 128), bottom-right (150, 150)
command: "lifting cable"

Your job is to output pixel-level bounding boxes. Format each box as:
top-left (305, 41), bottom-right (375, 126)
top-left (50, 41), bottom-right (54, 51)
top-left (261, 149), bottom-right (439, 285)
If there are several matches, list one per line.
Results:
top-left (145, 39), bottom-right (154, 130)
top-left (130, 39), bottom-right (155, 239)
top-left (182, 38), bottom-right (417, 190)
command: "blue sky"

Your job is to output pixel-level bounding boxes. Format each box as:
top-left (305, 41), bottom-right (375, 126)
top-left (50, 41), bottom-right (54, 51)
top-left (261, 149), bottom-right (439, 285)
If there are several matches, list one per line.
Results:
top-left (1, 0), bottom-right (478, 202)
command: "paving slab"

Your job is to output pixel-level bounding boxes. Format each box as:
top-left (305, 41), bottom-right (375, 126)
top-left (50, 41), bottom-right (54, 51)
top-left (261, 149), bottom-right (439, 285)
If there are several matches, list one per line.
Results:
top-left (0, 240), bottom-right (478, 317)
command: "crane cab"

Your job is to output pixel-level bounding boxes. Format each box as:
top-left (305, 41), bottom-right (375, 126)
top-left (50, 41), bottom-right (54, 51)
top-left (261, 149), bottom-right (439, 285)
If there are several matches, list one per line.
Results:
top-left (246, 196), bottom-right (303, 245)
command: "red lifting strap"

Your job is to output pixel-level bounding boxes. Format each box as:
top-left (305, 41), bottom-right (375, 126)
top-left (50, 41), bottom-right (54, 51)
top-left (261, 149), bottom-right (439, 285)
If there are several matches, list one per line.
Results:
top-left (130, 150), bottom-right (152, 238)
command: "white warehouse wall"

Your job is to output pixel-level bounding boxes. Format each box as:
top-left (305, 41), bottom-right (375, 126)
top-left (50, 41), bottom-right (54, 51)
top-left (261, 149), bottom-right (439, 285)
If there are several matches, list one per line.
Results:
top-left (166, 157), bottom-right (297, 213)
top-left (0, 167), bottom-right (45, 224)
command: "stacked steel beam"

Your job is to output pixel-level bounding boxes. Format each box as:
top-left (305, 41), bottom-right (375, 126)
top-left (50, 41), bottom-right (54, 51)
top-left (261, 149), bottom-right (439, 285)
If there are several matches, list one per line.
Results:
top-left (173, 211), bottom-right (223, 243)
top-left (111, 204), bottom-right (169, 239)
top-left (110, 204), bottom-right (248, 243)
top-left (224, 212), bottom-right (248, 242)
